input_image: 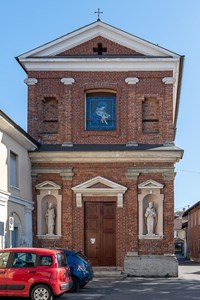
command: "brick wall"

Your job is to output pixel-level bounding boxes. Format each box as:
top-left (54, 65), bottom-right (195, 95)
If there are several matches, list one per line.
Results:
top-left (187, 207), bottom-right (200, 262)
top-left (27, 70), bottom-right (173, 145)
top-left (57, 36), bottom-right (142, 56)
top-left (28, 32), bottom-right (177, 267)
top-left (32, 161), bottom-right (175, 266)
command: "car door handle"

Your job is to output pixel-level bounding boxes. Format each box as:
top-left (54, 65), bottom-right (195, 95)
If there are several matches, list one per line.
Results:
top-left (0, 271), bottom-right (5, 274)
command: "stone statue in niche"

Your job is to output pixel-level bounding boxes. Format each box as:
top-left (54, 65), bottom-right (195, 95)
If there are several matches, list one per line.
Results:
top-left (45, 202), bottom-right (55, 235)
top-left (145, 201), bottom-right (157, 235)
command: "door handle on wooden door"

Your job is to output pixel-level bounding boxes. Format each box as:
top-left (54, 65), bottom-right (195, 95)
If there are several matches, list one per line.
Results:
top-left (90, 238), bottom-right (95, 244)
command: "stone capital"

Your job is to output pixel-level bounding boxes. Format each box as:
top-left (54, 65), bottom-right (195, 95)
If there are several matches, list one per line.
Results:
top-left (126, 141), bottom-right (138, 147)
top-left (162, 172), bottom-right (176, 180)
top-left (24, 78), bottom-right (38, 86)
top-left (31, 167), bottom-right (74, 180)
top-left (61, 78), bottom-right (75, 85)
top-left (125, 77), bottom-right (139, 84)
top-left (162, 77), bottom-right (176, 84)
top-left (125, 169), bottom-right (140, 180)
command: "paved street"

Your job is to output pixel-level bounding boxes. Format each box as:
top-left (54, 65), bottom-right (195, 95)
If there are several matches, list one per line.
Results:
top-left (6, 258), bottom-right (200, 300)
top-left (59, 259), bottom-right (200, 300)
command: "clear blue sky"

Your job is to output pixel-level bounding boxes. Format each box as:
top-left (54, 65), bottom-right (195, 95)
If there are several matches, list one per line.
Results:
top-left (1, 0), bottom-right (199, 211)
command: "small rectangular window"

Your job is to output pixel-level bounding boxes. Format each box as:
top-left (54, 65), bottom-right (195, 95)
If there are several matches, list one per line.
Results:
top-left (86, 94), bottom-right (116, 130)
top-left (42, 97), bottom-right (58, 134)
top-left (10, 151), bottom-right (18, 187)
top-left (56, 253), bottom-right (67, 267)
top-left (12, 252), bottom-right (36, 268)
top-left (40, 255), bottom-right (52, 266)
top-left (142, 97), bottom-right (159, 133)
top-left (0, 252), bottom-right (9, 268)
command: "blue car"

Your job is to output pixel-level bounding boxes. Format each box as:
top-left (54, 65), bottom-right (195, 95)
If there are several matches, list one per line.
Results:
top-left (60, 249), bottom-right (93, 292)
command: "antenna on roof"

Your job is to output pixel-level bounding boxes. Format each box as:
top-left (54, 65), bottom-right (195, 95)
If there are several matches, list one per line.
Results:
top-left (95, 8), bottom-right (103, 21)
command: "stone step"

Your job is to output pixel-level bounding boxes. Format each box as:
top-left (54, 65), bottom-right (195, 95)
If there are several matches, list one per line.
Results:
top-left (93, 267), bottom-right (125, 277)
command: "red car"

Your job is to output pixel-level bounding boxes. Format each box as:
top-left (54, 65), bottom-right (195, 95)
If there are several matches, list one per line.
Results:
top-left (0, 247), bottom-right (72, 300)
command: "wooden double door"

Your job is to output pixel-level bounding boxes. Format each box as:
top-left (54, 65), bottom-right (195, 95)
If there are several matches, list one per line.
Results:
top-left (85, 202), bottom-right (116, 266)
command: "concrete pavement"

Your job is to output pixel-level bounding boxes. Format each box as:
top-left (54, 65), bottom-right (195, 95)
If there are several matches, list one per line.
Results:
top-left (6, 258), bottom-right (200, 300)
top-left (60, 258), bottom-right (200, 300)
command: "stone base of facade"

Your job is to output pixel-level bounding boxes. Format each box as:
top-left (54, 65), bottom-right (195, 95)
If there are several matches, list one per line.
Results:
top-left (124, 252), bottom-right (178, 277)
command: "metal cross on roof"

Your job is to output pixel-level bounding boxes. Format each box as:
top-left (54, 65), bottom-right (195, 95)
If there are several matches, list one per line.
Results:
top-left (95, 8), bottom-right (103, 21)
top-left (93, 43), bottom-right (107, 55)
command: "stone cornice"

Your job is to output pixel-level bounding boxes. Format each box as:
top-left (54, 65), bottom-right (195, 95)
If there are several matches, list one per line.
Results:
top-left (126, 167), bottom-right (175, 180)
top-left (19, 57), bottom-right (179, 72)
top-left (31, 167), bottom-right (74, 180)
top-left (162, 172), bottom-right (176, 180)
top-left (29, 150), bottom-right (183, 164)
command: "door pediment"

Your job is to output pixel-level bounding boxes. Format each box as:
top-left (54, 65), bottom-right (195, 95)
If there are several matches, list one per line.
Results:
top-left (35, 181), bottom-right (61, 190)
top-left (138, 179), bottom-right (164, 190)
top-left (72, 176), bottom-right (127, 208)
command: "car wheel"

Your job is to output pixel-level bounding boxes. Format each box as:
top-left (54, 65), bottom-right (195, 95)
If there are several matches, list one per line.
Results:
top-left (68, 275), bottom-right (80, 292)
top-left (31, 284), bottom-right (53, 300)
top-left (80, 282), bottom-right (87, 288)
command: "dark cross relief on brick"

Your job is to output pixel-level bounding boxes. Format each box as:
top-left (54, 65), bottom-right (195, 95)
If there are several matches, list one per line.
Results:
top-left (93, 43), bottom-right (107, 55)
top-left (95, 8), bottom-right (103, 21)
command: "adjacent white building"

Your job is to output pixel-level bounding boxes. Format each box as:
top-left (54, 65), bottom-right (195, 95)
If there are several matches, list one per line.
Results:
top-left (0, 110), bottom-right (37, 248)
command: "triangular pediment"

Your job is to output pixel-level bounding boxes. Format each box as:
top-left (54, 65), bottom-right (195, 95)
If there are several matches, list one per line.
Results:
top-left (56, 36), bottom-right (144, 57)
top-left (18, 21), bottom-right (179, 60)
top-left (138, 179), bottom-right (164, 189)
top-left (72, 176), bottom-right (127, 193)
top-left (90, 182), bottom-right (112, 189)
top-left (35, 181), bottom-right (61, 190)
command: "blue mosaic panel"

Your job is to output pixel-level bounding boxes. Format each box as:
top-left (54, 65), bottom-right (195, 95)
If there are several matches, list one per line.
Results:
top-left (86, 96), bottom-right (116, 130)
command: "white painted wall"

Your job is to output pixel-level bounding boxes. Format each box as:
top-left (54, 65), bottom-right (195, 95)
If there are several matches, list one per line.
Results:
top-left (0, 113), bottom-right (37, 248)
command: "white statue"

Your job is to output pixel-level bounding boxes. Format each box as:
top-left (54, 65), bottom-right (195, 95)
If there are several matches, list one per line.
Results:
top-left (45, 202), bottom-right (55, 235)
top-left (145, 201), bottom-right (157, 235)
top-left (95, 106), bottom-right (111, 125)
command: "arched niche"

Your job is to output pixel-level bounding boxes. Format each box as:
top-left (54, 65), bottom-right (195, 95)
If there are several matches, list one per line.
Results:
top-left (41, 195), bottom-right (57, 235)
top-left (35, 181), bottom-right (62, 239)
top-left (138, 179), bottom-right (164, 239)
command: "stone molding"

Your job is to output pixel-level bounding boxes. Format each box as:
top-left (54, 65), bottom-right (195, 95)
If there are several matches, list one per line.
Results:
top-left (125, 171), bottom-right (140, 180)
top-left (138, 179), bottom-right (164, 190)
top-left (125, 77), bottom-right (139, 84)
top-left (163, 172), bottom-right (176, 180)
top-left (24, 78), bottom-right (38, 85)
top-left (126, 167), bottom-right (175, 180)
top-left (35, 181), bottom-right (61, 190)
top-left (162, 77), bottom-right (176, 84)
top-left (72, 176), bottom-right (127, 208)
top-left (29, 150), bottom-right (183, 164)
top-left (126, 141), bottom-right (138, 147)
top-left (62, 142), bottom-right (73, 147)
top-left (37, 235), bottom-right (61, 240)
top-left (60, 77), bottom-right (75, 85)
top-left (32, 167), bottom-right (74, 180)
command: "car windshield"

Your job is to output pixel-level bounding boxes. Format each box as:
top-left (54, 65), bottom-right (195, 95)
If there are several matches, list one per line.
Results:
top-left (57, 253), bottom-right (67, 267)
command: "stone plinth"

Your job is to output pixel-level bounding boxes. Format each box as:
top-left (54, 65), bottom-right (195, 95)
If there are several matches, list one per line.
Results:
top-left (124, 252), bottom-right (178, 277)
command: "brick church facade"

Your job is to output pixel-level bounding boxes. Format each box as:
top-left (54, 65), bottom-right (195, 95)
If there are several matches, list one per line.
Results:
top-left (17, 20), bottom-right (184, 276)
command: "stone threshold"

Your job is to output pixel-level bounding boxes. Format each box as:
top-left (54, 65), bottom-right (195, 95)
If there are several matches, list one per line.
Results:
top-left (93, 266), bottom-right (125, 277)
